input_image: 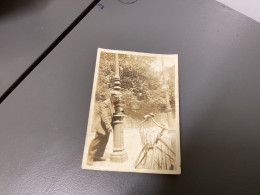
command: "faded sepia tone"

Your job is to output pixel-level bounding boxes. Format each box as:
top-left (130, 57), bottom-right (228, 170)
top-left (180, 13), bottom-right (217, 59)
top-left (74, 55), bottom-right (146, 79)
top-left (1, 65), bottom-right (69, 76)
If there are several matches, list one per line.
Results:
top-left (82, 48), bottom-right (180, 174)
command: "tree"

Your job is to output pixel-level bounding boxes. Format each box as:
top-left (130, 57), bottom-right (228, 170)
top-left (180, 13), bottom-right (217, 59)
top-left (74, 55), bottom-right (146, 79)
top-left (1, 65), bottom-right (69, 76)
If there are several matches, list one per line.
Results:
top-left (95, 52), bottom-right (175, 120)
top-left (95, 52), bottom-right (115, 101)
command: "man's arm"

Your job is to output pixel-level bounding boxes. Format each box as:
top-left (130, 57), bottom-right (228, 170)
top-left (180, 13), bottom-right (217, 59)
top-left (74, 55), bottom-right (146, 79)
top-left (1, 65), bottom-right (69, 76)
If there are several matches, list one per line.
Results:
top-left (100, 102), bottom-right (113, 132)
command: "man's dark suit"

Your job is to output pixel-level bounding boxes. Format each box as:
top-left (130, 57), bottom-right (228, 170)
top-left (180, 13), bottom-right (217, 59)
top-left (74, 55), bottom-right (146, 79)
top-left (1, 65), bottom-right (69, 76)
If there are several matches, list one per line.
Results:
top-left (88, 98), bottom-right (114, 161)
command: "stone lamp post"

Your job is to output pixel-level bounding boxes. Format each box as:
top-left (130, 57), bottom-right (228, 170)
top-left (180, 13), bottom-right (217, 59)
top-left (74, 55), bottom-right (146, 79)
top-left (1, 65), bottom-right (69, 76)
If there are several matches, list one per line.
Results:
top-left (110, 53), bottom-right (128, 163)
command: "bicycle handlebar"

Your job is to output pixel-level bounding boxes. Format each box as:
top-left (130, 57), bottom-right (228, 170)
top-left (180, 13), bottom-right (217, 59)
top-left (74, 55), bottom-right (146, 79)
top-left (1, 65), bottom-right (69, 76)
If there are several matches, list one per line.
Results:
top-left (142, 113), bottom-right (176, 132)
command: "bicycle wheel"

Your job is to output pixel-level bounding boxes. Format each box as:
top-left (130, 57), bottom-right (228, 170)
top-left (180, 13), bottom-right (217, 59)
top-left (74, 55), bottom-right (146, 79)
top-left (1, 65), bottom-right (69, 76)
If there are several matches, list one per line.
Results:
top-left (134, 143), bottom-right (149, 169)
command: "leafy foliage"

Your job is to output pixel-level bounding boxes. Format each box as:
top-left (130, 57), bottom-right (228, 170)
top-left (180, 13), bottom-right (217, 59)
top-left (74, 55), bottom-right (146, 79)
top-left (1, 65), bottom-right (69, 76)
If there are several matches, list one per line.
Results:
top-left (95, 52), bottom-right (175, 121)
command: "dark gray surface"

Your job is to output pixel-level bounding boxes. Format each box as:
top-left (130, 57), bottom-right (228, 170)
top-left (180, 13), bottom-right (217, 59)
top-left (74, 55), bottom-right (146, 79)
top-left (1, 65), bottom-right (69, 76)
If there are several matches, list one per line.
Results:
top-left (0, 0), bottom-right (92, 95)
top-left (1, 0), bottom-right (260, 194)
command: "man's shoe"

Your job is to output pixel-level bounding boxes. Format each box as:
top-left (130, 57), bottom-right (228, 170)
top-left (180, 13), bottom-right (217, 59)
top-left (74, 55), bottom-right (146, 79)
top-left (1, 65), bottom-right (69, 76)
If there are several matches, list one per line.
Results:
top-left (87, 160), bottom-right (94, 166)
top-left (94, 157), bottom-right (106, 161)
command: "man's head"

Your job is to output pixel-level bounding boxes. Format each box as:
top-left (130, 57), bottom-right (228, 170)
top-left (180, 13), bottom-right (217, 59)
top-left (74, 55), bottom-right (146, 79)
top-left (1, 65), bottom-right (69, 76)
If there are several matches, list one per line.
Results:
top-left (110, 90), bottom-right (122, 103)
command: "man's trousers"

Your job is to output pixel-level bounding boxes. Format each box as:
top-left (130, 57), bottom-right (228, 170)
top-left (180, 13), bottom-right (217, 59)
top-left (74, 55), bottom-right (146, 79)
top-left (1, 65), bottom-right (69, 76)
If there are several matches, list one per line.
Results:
top-left (88, 132), bottom-right (110, 161)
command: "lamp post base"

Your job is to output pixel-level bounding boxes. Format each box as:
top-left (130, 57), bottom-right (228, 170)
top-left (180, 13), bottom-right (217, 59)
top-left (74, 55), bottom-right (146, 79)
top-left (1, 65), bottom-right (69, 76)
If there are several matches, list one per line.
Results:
top-left (110, 151), bottom-right (128, 163)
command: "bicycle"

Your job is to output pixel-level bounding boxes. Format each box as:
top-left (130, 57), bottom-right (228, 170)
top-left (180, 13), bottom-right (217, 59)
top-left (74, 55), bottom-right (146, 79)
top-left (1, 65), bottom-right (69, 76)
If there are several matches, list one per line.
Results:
top-left (134, 113), bottom-right (176, 170)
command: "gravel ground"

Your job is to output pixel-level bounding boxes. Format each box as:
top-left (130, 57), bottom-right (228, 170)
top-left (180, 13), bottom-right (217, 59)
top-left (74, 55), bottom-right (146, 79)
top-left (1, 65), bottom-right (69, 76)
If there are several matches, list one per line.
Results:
top-left (85, 119), bottom-right (177, 173)
top-left (86, 127), bottom-right (143, 169)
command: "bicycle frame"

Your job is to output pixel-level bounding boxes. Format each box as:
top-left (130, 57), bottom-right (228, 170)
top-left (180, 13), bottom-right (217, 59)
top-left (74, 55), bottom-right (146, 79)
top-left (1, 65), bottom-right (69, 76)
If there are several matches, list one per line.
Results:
top-left (135, 113), bottom-right (176, 169)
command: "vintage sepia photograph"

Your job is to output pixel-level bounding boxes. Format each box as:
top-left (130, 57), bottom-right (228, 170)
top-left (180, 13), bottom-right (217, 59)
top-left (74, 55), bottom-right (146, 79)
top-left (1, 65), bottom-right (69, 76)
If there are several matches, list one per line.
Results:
top-left (82, 48), bottom-right (181, 174)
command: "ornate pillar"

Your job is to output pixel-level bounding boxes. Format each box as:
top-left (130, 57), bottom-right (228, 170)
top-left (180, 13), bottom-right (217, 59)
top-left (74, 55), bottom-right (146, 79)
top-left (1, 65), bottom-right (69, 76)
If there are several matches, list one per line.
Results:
top-left (110, 53), bottom-right (128, 163)
top-left (161, 57), bottom-right (175, 129)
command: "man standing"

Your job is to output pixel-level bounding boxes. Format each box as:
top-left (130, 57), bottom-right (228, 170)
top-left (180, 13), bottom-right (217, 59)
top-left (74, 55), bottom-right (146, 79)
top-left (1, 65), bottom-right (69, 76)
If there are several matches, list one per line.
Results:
top-left (87, 90), bottom-right (122, 165)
